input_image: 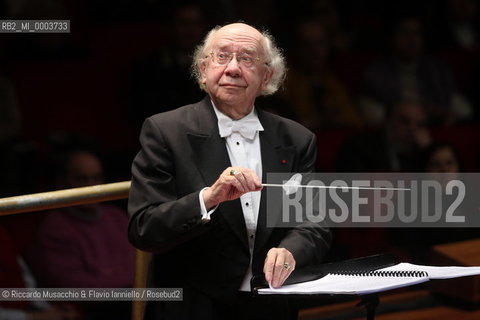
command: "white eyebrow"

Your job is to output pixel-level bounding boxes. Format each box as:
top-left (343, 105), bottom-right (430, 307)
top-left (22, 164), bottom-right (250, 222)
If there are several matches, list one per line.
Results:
top-left (214, 44), bottom-right (258, 55)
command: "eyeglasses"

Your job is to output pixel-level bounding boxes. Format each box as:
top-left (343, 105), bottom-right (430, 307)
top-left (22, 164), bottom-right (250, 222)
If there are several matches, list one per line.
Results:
top-left (208, 51), bottom-right (262, 68)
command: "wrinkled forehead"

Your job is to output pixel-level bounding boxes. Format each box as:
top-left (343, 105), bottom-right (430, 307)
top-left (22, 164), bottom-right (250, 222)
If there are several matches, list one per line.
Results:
top-left (208, 24), bottom-right (266, 54)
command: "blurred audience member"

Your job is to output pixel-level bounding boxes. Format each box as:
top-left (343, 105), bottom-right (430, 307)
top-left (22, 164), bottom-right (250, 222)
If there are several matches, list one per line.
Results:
top-left (309, 0), bottom-right (352, 51)
top-left (359, 16), bottom-right (472, 125)
top-left (0, 216), bottom-right (80, 320)
top-left (25, 150), bottom-right (134, 320)
top-left (421, 141), bottom-right (462, 173)
top-left (282, 20), bottom-right (363, 130)
top-left (432, 0), bottom-right (480, 50)
top-left (330, 100), bottom-right (430, 262)
top-left (337, 100), bottom-right (431, 172)
top-left (419, 141), bottom-right (462, 191)
top-left (394, 141), bottom-right (477, 263)
top-left (128, 3), bottom-right (206, 127)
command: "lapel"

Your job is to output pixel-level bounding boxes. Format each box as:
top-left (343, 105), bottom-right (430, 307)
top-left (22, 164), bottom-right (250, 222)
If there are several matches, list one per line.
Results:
top-left (186, 97), bottom-right (249, 251)
top-left (254, 110), bottom-right (296, 253)
top-left (186, 100), bottom-right (298, 254)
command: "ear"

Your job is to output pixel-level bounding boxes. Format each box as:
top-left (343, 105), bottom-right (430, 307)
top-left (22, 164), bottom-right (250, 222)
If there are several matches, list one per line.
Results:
top-left (260, 67), bottom-right (274, 90)
top-left (200, 60), bottom-right (208, 84)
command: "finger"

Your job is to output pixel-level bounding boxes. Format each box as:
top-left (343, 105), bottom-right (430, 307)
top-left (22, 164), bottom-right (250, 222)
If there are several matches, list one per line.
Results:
top-left (240, 169), bottom-right (258, 191)
top-left (244, 168), bottom-right (262, 189)
top-left (270, 249), bottom-right (296, 288)
top-left (276, 261), bottom-right (289, 287)
top-left (277, 258), bottom-right (294, 287)
top-left (251, 170), bottom-right (262, 189)
top-left (228, 167), bottom-right (251, 192)
top-left (241, 168), bottom-right (262, 191)
top-left (225, 168), bottom-right (246, 193)
top-left (231, 168), bottom-right (261, 193)
top-left (282, 255), bottom-right (296, 286)
top-left (234, 170), bottom-right (251, 192)
top-left (265, 249), bottom-right (286, 287)
top-left (263, 250), bottom-right (277, 285)
top-left (228, 175), bottom-right (246, 193)
top-left (272, 252), bottom-right (288, 288)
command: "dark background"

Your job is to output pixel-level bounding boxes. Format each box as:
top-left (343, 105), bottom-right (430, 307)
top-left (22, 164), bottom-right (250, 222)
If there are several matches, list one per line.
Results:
top-left (1, 0), bottom-right (480, 263)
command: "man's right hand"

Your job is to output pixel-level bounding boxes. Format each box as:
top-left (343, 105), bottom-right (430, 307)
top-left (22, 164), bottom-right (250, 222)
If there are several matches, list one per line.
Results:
top-left (202, 166), bottom-right (262, 210)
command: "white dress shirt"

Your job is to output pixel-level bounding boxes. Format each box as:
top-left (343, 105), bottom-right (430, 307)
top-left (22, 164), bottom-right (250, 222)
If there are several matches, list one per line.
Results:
top-left (199, 102), bottom-right (264, 291)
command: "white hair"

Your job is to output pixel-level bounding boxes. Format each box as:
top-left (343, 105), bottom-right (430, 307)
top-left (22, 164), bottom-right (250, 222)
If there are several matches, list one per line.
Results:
top-left (191, 24), bottom-right (286, 96)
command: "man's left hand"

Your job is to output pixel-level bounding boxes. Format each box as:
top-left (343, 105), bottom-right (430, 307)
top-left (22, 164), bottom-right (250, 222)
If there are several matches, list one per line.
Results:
top-left (263, 247), bottom-right (296, 288)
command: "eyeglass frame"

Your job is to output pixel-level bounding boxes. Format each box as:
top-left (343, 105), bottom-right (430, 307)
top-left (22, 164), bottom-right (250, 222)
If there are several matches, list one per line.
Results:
top-left (206, 50), bottom-right (269, 68)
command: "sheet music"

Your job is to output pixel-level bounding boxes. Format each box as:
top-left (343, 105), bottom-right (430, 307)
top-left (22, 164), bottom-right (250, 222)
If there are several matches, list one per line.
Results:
top-left (259, 263), bottom-right (480, 295)
top-left (259, 273), bottom-right (428, 295)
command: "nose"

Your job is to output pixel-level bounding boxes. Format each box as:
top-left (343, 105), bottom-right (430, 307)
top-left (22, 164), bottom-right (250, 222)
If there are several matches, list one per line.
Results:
top-left (224, 56), bottom-right (242, 78)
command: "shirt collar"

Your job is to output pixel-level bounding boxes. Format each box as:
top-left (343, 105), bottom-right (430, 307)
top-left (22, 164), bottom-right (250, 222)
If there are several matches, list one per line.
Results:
top-left (211, 101), bottom-right (264, 140)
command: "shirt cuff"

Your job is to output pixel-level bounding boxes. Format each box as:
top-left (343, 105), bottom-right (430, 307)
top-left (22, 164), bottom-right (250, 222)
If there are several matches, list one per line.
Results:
top-left (199, 187), bottom-right (218, 222)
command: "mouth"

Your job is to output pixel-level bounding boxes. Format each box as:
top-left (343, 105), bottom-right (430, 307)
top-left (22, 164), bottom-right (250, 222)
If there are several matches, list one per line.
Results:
top-left (220, 83), bottom-right (247, 88)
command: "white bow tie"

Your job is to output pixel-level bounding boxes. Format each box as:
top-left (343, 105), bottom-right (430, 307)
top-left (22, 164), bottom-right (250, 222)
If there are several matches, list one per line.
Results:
top-left (218, 116), bottom-right (263, 140)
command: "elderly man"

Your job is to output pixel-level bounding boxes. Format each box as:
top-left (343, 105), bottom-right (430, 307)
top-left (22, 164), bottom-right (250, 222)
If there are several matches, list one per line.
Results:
top-left (128, 23), bottom-right (331, 320)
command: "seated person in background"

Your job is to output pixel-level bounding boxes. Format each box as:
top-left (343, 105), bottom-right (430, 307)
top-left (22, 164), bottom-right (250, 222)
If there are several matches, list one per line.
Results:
top-left (359, 15), bottom-right (472, 125)
top-left (420, 141), bottom-right (462, 173)
top-left (282, 20), bottom-right (363, 130)
top-left (0, 216), bottom-right (80, 320)
top-left (334, 100), bottom-right (433, 262)
top-left (127, 3), bottom-right (207, 128)
top-left (25, 150), bottom-right (135, 320)
top-left (430, 0), bottom-right (480, 50)
top-left (395, 141), bottom-right (477, 262)
top-left (337, 100), bottom-right (431, 172)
